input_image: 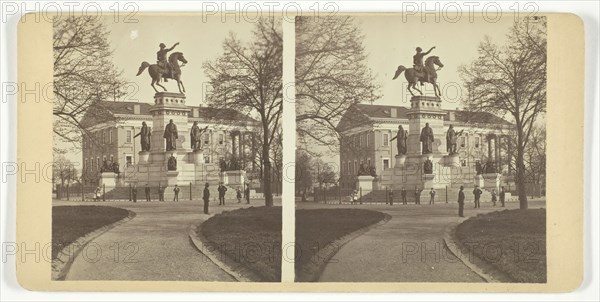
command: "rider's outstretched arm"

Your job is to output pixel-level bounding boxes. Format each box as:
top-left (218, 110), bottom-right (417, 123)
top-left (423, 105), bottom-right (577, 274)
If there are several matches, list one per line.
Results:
top-left (423, 46), bottom-right (435, 56)
top-left (167, 42), bottom-right (179, 52)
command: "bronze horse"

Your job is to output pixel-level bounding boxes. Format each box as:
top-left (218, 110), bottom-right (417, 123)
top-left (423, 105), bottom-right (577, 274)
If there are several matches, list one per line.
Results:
top-left (393, 56), bottom-right (444, 97)
top-left (136, 52), bottom-right (188, 94)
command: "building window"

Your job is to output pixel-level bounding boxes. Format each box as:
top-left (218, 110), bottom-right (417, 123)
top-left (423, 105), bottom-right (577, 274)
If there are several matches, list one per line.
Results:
top-left (347, 162), bottom-right (351, 174)
top-left (354, 160), bottom-right (358, 174)
top-left (460, 136), bottom-right (466, 148)
top-left (126, 155), bottom-right (133, 166)
top-left (383, 133), bottom-right (389, 147)
top-left (204, 133), bottom-right (210, 145)
top-left (102, 131), bottom-right (106, 144)
top-left (219, 134), bottom-right (224, 145)
top-left (96, 157), bottom-right (100, 170)
top-left (383, 158), bottom-right (390, 170)
top-left (204, 156), bottom-right (210, 163)
top-left (461, 159), bottom-right (467, 167)
top-left (366, 133), bottom-right (370, 147)
top-left (84, 159), bottom-right (88, 172)
top-left (475, 136), bottom-right (481, 148)
top-left (126, 130), bottom-right (132, 143)
top-left (109, 129), bottom-right (113, 144)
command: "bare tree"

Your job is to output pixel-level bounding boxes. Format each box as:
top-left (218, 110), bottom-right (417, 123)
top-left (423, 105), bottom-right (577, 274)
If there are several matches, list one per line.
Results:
top-left (295, 16), bottom-right (379, 152)
top-left (459, 17), bottom-right (546, 209)
top-left (203, 18), bottom-right (282, 207)
top-left (53, 16), bottom-right (126, 153)
top-left (295, 150), bottom-right (314, 201)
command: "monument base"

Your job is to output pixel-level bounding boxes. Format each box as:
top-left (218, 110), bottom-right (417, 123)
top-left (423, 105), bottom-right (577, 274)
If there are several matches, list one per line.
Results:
top-left (138, 151), bottom-right (150, 164)
top-left (191, 150), bottom-right (204, 165)
top-left (224, 170), bottom-right (246, 187)
top-left (474, 174), bottom-right (485, 188)
top-left (357, 175), bottom-right (375, 194)
top-left (166, 171), bottom-right (179, 186)
top-left (482, 173), bottom-right (501, 192)
top-left (394, 154), bottom-right (406, 168)
top-left (99, 172), bottom-right (117, 189)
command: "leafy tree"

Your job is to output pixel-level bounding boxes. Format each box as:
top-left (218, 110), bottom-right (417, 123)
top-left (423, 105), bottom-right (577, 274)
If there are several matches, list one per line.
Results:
top-left (459, 17), bottom-right (546, 209)
top-left (53, 16), bottom-right (125, 153)
top-left (204, 18), bottom-right (282, 207)
top-left (295, 16), bottom-right (379, 152)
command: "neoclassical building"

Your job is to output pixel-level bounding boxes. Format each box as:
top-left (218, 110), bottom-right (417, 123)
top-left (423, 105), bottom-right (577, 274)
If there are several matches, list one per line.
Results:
top-left (337, 103), bottom-right (513, 189)
top-left (80, 100), bottom-right (258, 184)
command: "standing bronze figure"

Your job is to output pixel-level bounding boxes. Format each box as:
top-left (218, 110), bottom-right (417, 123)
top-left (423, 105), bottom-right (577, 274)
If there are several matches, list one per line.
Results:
top-left (163, 119), bottom-right (178, 151)
top-left (446, 125), bottom-right (464, 155)
top-left (134, 121), bottom-right (152, 152)
top-left (420, 123), bottom-right (435, 154)
top-left (390, 125), bottom-right (408, 155)
top-left (190, 121), bottom-right (209, 151)
top-left (136, 42), bottom-right (188, 94)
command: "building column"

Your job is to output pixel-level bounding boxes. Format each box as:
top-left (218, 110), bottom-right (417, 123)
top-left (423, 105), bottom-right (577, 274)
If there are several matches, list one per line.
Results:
top-left (231, 131), bottom-right (237, 158)
top-left (494, 135), bottom-right (500, 169)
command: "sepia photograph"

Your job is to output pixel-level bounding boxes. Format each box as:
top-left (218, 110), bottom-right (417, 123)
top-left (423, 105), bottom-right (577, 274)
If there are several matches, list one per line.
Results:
top-left (295, 15), bottom-right (547, 283)
top-left (50, 15), bottom-right (283, 282)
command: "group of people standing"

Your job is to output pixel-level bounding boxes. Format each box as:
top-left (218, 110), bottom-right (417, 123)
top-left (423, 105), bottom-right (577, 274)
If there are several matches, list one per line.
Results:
top-left (131, 184), bottom-right (181, 202)
top-left (457, 186), bottom-right (507, 217)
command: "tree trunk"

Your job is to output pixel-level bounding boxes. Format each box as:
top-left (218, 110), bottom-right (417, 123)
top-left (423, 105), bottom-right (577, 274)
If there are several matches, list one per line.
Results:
top-left (262, 124), bottom-right (273, 207)
top-left (516, 127), bottom-right (528, 209)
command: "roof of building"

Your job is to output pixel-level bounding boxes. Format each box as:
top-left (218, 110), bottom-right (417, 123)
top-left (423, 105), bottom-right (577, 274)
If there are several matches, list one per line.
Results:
top-left (81, 101), bottom-right (257, 128)
top-left (338, 103), bottom-right (512, 131)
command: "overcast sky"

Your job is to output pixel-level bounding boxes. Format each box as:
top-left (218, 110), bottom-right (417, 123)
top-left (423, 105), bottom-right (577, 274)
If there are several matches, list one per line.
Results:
top-left (107, 15), bottom-right (257, 105)
top-left (358, 15), bottom-right (514, 109)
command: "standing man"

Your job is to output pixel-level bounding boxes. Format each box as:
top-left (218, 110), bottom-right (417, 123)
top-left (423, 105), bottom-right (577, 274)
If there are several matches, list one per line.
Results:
top-left (457, 185), bottom-right (465, 217)
top-left (245, 184), bottom-right (251, 204)
top-left (414, 187), bottom-right (421, 205)
top-left (218, 182), bottom-right (227, 205)
top-left (491, 189), bottom-right (497, 206)
top-left (401, 187), bottom-right (407, 205)
top-left (236, 187), bottom-right (242, 203)
top-left (202, 182), bottom-right (210, 214)
top-left (473, 185), bottom-right (482, 208)
top-left (158, 184), bottom-right (164, 202)
top-left (173, 185), bottom-right (180, 202)
top-left (145, 184), bottom-right (151, 202)
top-left (429, 188), bottom-right (436, 204)
top-left (132, 184), bottom-right (137, 203)
top-left (388, 189), bottom-right (394, 205)
top-left (499, 186), bottom-right (506, 207)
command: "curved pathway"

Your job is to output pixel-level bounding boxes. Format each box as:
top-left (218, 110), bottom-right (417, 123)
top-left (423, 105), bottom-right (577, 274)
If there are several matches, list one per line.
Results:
top-left (299, 199), bottom-right (546, 282)
top-left (53, 200), bottom-right (264, 281)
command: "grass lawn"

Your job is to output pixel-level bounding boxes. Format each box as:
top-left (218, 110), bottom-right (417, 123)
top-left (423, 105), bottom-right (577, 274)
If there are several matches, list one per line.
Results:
top-left (295, 208), bottom-right (388, 281)
top-left (52, 205), bottom-right (130, 260)
top-left (455, 208), bottom-right (546, 283)
top-left (199, 206), bottom-right (282, 282)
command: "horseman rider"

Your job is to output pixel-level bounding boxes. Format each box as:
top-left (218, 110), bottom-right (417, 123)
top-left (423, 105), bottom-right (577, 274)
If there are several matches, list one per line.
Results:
top-left (157, 42), bottom-right (179, 82)
top-left (413, 46), bottom-right (435, 85)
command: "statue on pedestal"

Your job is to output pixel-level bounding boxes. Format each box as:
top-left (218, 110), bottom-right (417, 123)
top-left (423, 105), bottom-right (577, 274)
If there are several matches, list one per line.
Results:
top-left (423, 159), bottom-right (433, 174)
top-left (420, 123), bottom-right (434, 154)
top-left (167, 154), bottom-right (177, 171)
top-left (163, 119), bottom-right (178, 151)
top-left (190, 122), bottom-right (209, 151)
top-left (390, 125), bottom-right (408, 155)
top-left (446, 125), bottom-right (464, 155)
top-left (136, 42), bottom-right (188, 94)
top-left (357, 163), bottom-right (369, 176)
top-left (392, 46), bottom-right (444, 97)
top-left (475, 161), bottom-right (483, 175)
top-left (134, 121), bottom-right (152, 152)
